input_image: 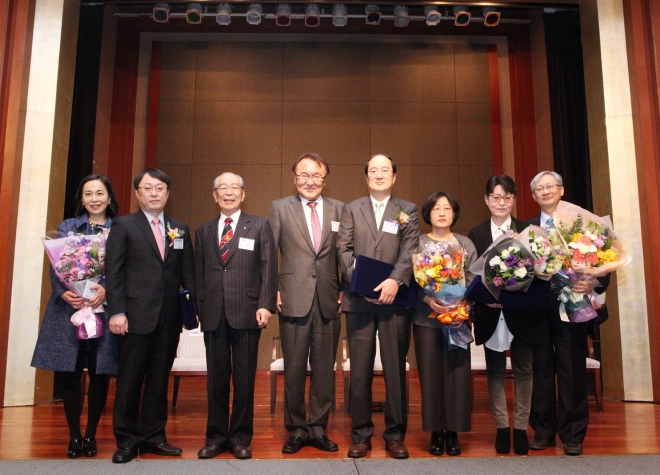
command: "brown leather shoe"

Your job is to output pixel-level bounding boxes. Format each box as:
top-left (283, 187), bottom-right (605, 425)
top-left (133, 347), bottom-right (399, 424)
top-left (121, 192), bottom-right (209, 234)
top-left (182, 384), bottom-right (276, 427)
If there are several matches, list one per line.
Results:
top-left (347, 441), bottom-right (371, 458)
top-left (232, 445), bottom-right (252, 459)
top-left (385, 440), bottom-right (409, 459)
top-left (197, 444), bottom-right (228, 459)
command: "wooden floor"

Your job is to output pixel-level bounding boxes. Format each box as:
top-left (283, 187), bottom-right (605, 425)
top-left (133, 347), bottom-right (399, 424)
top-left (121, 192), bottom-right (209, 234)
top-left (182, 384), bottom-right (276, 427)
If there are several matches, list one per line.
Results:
top-left (1, 370), bottom-right (660, 460)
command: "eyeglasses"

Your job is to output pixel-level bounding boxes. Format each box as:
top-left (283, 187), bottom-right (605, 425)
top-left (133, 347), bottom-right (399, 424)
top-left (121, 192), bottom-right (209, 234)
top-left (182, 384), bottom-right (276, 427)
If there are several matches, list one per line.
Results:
top-left (534, 184), bottom-right (561, 193)
top-left (138, 185), bottom-right (167, 194)
top-left (367, 168), bottom-right (394, 176)
top-left (488, 194), bottom-right (515, 203)
top-left (214, 184), bottom-right (243, 193)
top-left (295, 173), bottom-right (326, 184)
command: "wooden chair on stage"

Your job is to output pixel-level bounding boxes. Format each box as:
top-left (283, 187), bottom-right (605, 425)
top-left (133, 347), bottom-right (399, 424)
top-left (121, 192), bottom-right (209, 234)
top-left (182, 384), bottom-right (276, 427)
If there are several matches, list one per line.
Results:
top-left (341, 332), bottom-right (410, 415)
top-left (269, 336), bottom-right (337, 415)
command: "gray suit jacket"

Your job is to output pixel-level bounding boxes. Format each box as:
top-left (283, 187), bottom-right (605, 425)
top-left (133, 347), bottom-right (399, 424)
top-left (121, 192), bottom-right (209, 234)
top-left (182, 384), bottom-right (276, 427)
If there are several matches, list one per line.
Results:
top-left (337, 195), bottom-right (419, 314)
top-left (195, 213), bottom-right (278, 331)
top-left (269, 195), bottom-right (344, 319)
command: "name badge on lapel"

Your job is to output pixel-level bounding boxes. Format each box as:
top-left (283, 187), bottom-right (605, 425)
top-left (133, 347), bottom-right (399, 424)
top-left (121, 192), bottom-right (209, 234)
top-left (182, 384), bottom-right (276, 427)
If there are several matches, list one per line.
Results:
top-left (238, 237), bottom-right (255, 251)
top-left (173, 238), bottom-right (184, 249)
top-left (331, 221), bottom-right (340, 232)
top-left (382, 221), bottom-right (399, 235)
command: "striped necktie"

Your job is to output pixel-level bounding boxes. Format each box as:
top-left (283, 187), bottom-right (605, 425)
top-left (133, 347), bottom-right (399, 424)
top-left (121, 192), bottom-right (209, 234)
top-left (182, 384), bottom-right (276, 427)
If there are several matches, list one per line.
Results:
top-left (220, 217), bottom-right (233, 262)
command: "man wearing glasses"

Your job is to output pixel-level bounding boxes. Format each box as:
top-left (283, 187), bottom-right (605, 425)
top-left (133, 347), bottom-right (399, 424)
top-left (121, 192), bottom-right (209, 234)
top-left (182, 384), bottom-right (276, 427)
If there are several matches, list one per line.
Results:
top-left (337, 154), bottom-right (419, 459)
top-left (468, 175), bottom-right (539, 456)
top-left (195, 172), bottom-right (278, 460)
top-left (106, 168), bottom-right (195, 463)
top-left (268, 153), bottom-right (344, 454)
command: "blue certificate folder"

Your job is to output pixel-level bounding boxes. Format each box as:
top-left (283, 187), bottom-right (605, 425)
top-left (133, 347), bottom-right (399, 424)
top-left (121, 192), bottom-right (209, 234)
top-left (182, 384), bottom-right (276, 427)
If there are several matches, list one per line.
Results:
top-left (179, 289), bottom-right (199, 330)
top-left (349, 255), bottom-right (418, 309)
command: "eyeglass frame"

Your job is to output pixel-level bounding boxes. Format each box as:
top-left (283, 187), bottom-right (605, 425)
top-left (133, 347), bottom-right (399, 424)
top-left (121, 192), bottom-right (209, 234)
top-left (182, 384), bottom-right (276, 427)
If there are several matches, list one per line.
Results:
top-left (214, 184), bottom-right (244, 193)
top-left (367, 167), bottom-right (394, 176)
top-left (138, 185), bottom-right (168, 194)
top-left (294, 173), bottom-right (326, 184)
top-left (488, 193), bottom-right (516, 204)
top-left (534, 184), bottom-right (562, 193)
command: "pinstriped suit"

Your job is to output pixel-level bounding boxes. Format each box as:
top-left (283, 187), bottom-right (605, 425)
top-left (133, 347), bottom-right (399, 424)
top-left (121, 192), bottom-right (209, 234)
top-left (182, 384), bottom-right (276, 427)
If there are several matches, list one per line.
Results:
top-left (195, 212), bottom-right (278, 447)
top-left (269, 195), bottom-right (343, 440)
top-left (337, 195), bottom-right (419, 444)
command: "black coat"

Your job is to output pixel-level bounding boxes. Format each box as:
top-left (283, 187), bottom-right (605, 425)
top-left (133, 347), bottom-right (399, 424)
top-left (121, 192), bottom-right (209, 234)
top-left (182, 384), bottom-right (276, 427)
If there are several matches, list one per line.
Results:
top-left (468, 216), bottom-right (543, 346)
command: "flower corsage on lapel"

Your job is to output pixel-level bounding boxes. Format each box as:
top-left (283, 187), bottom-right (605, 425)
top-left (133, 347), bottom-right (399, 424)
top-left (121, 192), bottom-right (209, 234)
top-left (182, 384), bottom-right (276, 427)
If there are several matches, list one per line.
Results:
top-left (394, 205), bottom-right (416, 230)
top-left (166, 222), bottom-right (185, 247)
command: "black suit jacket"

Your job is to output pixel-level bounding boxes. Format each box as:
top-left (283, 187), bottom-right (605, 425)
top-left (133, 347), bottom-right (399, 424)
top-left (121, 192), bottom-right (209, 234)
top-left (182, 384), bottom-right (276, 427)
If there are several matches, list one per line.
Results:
top-left (195, 213), bottom-right (278, 331)
top-left (468, 216), bottom-right (542, 346)
top-left (526, 214), bottom-right (610, 323)
top-left (105, 211), bottom-right (195, 335)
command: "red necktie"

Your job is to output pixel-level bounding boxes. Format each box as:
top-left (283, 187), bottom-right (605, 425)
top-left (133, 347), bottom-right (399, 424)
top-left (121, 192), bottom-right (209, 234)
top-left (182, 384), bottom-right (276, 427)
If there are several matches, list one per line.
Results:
top-left (307, 201), bottom-right (321, 253)
top-left (151, 217), bottom-right (165, 260)
top-left (220, 217), bottom-right (233, 262)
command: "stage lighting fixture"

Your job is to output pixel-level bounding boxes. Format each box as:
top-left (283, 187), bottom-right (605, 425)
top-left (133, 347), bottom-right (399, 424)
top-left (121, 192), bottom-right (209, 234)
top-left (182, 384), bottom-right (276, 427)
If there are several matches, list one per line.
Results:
top-left (153, 3), bottom-right (170, 23)
top-left (186, 3), bottom-right (202, 24)
top-left (453, 6), bottom-right (471, 26)
top-left (333, 4), bottom-right (348, 27)
top-left (246, 4), bottom-right (262, 25)
top-left (276, 4), bottom-right (292, 26)
top-left (216, 4), bottom-right (231, 25)
top-left (305, 4), bottom-right (321, 27)
top-left (393, 6), bottom-right (409, 27)
top-left (365, 5), bottom-right (381, 25)
top-left (483, 7), bottom-right (500, 27)
top-left (424, 6), bottom-right (441, 26)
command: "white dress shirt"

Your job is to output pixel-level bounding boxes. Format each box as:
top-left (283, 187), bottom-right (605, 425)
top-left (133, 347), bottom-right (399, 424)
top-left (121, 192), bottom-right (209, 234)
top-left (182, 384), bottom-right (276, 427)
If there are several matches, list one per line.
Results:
top-left (218, 210), bottom-right (241, 245)
top-left (300, 195), bottom-right (324, 242)
top-left (369, 195), bottom-right (391, 228)
top-left (485, 215), bottom-right (514, 352)
top-left (540, 211), bottom-right (552, 229)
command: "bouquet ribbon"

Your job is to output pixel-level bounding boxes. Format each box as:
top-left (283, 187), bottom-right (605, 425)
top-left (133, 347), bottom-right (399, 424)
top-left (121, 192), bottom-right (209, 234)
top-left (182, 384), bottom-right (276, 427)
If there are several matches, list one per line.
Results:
top-left (430, 300), bottom-right (470, 325)
top-left (71, 307), bottom-right (104, 339)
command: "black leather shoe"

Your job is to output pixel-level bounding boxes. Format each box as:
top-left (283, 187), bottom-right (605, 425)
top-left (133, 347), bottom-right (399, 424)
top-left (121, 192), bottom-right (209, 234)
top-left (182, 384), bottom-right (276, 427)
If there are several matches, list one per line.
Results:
top-left (564, 442), bottom-right (583, 456)
top-left (112, 447), bottom-right (137, 463)
top-left (529, 436), bottom-right (556, 450)
top-left (445, 431), bottom-right (462, 456)
top-left (429, 430), bottom-right (444, 456)
top-left (282, 436), bottom-right (306, 454)
top-left (232, 444), bottom-right (252, 459)
top-left (309, 435), bottom-right (338, 452)
top-left (141, 442), bottom-right (182, 456)
top-left (513, 429), bottom-right (529, 455)
top-left (67, 438), bottom-right (82, 459)
top-left (81, 437), bottom-right (97, 457)
top-left (495, 427), bottom-right (511, 454)
top-left (197, 444), bottom-right (228, 459)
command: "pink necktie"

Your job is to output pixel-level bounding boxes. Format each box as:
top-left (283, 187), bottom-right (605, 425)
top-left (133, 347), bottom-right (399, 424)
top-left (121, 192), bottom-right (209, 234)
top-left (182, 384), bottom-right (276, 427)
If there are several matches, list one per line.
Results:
top-left (308, 201), bottom-right (321, 253)
top-left (151, 217), bottom-right (165, 259)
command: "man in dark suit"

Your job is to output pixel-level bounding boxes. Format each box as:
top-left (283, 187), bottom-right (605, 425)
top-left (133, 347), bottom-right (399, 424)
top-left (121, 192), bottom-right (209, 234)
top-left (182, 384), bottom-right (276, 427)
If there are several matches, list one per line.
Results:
top-left (337, 154), bottom-right (419, 459)
top-left (269, 153), bottom-right (343, 454)
top-left (468, 174), bottom-right (540, 456)
top-left (527, 171), bottom-right (609, 456)
top-left (106, 168), bottom-right (195, 463)
top-left (195, 172), bottom-right (278, 460)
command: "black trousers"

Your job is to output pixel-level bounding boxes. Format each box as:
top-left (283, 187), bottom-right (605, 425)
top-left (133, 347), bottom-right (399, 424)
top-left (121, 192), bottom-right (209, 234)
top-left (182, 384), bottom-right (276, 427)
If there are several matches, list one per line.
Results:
top-left (530, 297), bottom-right (589, 444)
top-left (346, 308), bottom-right (411, 444)
top-left (204, 310), bottom-right (261, 447)
top-left (280, 291), bottom-right (340, 440)
top-left (113, 317), bottom-right (179, 449)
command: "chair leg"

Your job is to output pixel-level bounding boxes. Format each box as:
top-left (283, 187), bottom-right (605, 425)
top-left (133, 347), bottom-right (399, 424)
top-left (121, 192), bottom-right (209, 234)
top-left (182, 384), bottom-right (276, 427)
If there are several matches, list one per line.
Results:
top-left (405, 370), bottom-right (410, 414)
top-left (344, 371), bottom-right (350, 415)
top-left (594, 368), bottom-right (603, 412)
top-left (332, 372), bottom-right (337, 415)
top-left (270, 371), bottom-right (277, 414)
top-left (470, 373), bottom-right (475, 413)
top-left (172, 376), bottom-right (180, 409)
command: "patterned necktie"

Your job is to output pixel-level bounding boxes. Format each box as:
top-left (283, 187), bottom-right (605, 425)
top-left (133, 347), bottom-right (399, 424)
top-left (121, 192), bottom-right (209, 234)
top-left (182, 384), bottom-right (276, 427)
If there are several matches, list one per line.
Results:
top-left (375, 202), bottom-right (384, 227)
top-left (307, 201), bottom-right (322, 253)
top-left (151, 217), bottom-right (165, 260)
top-left (545, 217), bottom-right (555, 230)
top-left (220, 217), bottom-right (233, 262)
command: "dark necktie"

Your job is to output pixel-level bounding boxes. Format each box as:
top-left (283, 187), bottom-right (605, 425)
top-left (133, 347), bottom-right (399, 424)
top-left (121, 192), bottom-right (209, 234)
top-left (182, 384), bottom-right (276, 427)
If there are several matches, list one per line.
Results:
top-left (220, 217), bottom-right (233, 262)
top-left (307, 201), bottom-right (322, 253)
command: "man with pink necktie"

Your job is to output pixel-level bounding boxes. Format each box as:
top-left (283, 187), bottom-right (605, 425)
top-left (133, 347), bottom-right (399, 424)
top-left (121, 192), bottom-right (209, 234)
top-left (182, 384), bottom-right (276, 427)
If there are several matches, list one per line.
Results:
top-left (269, 153), bottom-right (344, 454)
top-left (195, 172), bottom-right (278, 460)
top-left (106, 168), bottom-right (195, 463)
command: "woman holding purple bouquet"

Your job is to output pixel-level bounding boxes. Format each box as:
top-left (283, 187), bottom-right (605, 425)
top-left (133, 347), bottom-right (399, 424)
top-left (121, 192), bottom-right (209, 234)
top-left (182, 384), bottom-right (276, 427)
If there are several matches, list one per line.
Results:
top-left (412, 191), bottom-right (477, 456)
top-left (31, 175), bottom-right (119, 458)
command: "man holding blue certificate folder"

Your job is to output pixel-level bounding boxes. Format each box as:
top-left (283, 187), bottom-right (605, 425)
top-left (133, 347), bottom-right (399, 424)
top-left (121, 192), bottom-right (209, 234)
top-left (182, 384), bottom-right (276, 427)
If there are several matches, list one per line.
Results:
top-left (337, 154), bottom-right (419, 459)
